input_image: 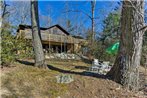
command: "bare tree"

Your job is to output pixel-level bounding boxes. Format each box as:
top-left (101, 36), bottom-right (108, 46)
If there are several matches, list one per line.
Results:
top-left (91, 1), bottom-right (96, 44)
top-left (31, 0), bottom-right (46, 68)
top-left (39, 14), bottom-right (51, 27)
top-left (10, 1), bottom-right (30, 25)
top-left (0, 0), bottom-right (9, 27)
top-left (107, 0), bottom-right (146, 91)
top-left (0, 0), bottom-right (9, 19)
top-left (63, 1), bottom-right (96, 44)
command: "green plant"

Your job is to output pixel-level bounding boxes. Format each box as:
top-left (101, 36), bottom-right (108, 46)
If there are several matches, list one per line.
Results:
top-left (15, 38), bottom-right (34, 59)
top-left (1, 23), bottom-right (16, 66)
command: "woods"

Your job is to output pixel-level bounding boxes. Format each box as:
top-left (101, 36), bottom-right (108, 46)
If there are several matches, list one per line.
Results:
top-left (1, 0), bottom-right (147, 97)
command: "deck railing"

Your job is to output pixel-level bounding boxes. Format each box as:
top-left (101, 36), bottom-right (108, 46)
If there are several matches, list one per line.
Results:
top-left (24, 31), bottom-right (85, 44)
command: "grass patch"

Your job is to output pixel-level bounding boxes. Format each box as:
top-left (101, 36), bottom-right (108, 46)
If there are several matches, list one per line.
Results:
top-left (1, 64), bottom-right (67, 98)
top-left (48, 60), bottom-right (91, 72)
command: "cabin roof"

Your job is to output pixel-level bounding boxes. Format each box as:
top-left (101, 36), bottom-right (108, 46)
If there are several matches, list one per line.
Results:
top-left (17, 24), bottom-right (70, 35)
top-left (72, 35), bottom-right (84, 39)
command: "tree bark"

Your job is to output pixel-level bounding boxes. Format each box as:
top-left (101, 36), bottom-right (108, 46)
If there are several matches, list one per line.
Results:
top-left (91, 1), bottom-right (96, 44)
top-left (107, 0), bottom-right (145, 91)
top-left (31, 0), bottom-right (46, 68)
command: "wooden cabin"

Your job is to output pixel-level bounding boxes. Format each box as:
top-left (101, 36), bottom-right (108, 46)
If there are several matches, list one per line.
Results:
top-left (16, 24), bottom-right (86, 54)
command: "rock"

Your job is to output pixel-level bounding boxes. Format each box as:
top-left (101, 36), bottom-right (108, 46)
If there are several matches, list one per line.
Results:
top-left (115, 86), bottom-right (121, 90)
top-left (56, 74), bottom-right (74, 84)
top-left (46, 53), bottom-right (81, 60)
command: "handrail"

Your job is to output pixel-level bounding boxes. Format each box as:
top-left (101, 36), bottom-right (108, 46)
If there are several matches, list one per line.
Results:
top-left (24, 31), bottom-right (85, 44)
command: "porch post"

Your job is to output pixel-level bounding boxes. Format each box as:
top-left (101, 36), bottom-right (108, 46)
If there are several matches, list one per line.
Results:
top-left (61, 35), bottom-right (62, 53)
top-left (49, 34), bottom-right (50, 53)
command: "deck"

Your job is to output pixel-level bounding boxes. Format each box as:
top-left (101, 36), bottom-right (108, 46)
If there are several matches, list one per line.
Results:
top-left (24, 31), bottom-right (85, 44)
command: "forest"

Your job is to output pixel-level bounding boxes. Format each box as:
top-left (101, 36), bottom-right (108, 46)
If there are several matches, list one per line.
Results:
top-left (0, 0), bottom-right (147, 98)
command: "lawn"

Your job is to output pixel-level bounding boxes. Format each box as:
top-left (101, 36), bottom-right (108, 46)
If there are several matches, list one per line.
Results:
top-left (1, 59), bottom-right (146, 98)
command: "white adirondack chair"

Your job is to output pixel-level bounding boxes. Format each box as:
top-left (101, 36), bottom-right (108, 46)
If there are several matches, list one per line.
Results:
top-left (93, 59), bottom-right (99, 66)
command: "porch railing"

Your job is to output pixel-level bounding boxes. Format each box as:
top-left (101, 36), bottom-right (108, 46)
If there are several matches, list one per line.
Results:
top-left (24, 31), bottom-right (85, 44)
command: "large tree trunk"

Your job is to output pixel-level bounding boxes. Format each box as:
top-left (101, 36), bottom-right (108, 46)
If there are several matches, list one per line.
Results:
top-left (91, 1), bottom-right (96, 44)
top-left (31, 0), bottom-right (46, 68)
top-left (107, 0), bottom-right (145, 90)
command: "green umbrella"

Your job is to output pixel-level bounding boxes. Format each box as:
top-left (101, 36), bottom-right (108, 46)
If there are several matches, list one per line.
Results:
top-left (106, 42), bottom-right (120, 54)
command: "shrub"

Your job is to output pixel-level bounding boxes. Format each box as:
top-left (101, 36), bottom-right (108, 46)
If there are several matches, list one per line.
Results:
top-left (15, 38), bottom-right (34, 59)
top-left (1, 23), bottom-right (16, 66)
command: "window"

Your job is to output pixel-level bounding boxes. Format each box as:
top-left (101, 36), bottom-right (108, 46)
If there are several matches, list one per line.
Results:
top-left (53, 28), bottom-right (57, 34)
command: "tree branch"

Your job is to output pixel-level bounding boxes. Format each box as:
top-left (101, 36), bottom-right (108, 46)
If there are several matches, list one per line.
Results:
top-left (139, 25), bottom-right (147, 32)
top-left (1, 1), bottom-right (9, 18)
top-left (63, 10), bottom-right (92, 20)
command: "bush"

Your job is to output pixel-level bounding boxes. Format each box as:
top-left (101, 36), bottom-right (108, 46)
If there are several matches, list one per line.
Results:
top-left (1, 23), bottom-right (34, 66)
top-left (15, 38), bottom-right (34, 59)
top-left (93, 42), bottom-right (116, 64)
top-left (1, 24), bottom-right (16, 66)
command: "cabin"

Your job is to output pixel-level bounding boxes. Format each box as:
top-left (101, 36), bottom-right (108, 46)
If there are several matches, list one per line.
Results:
top-left (16, 24), bottom-right (86, 54)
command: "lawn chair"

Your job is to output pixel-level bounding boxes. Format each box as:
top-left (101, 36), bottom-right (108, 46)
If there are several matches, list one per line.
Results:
top-left (89, 59), bottom-right (101, 73)
top-left (92, 59), bottom-right (100, 66)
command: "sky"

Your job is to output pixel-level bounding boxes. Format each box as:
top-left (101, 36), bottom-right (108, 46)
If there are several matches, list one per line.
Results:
top-left (38, 1), bottom-right (119, 34)
top-left (5, 0), bottom-right (125, 36)
top-left (5, 0), bottom-right (122, 36)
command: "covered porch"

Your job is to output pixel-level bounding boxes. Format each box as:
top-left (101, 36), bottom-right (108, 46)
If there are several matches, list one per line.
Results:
top-left (42, 41), bottom-right (74, 53)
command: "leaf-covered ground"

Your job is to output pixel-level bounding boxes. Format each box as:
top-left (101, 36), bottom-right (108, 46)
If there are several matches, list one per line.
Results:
top-left (1, 59), bottom-right (146, 98)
